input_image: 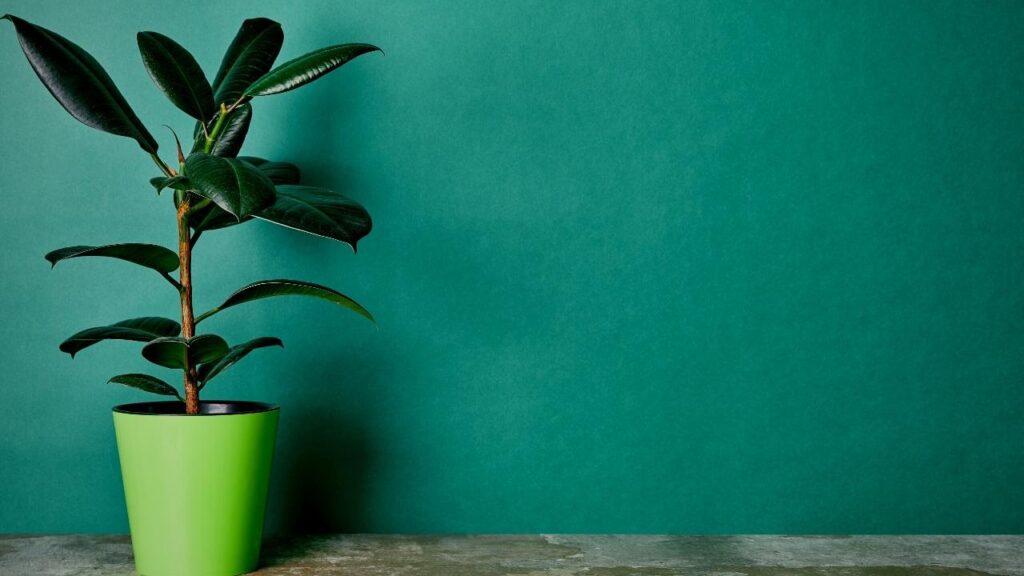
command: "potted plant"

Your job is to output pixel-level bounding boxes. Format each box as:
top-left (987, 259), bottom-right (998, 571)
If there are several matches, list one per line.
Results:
top-left (2, 14), bottom-right (379, 576)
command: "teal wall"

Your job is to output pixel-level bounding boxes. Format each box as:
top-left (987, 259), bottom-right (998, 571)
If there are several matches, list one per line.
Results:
top-left (1, 0), bottom-right (1022, 534)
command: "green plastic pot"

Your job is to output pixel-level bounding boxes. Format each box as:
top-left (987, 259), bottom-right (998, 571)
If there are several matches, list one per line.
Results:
top-left (113, 401), bottom-right (279, 576)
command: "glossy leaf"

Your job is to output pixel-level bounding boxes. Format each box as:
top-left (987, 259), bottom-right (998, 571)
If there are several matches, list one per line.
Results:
top-left (188, 16), bottom-right (276, 149)
top-left (109, 373), bottom-right (182, 399)
top-left (137, 31), bottom-right (214, 121)
top-left (211, 17), bottom-right (283, 105)
top-left (259, 161), bottom-right (300, 184)
top-left (235, 156), bottom-right (268, 166)
top-left (208, 103), bottom-right (252, 157)
top-left (150, 175), bottom-right (190, 194)
top-left (60, 317), bottom-right (181, 358)
top-left (187, 156), bottom-right (294, 231)
top-left (257, 185), bottom-right (371, 251)
top-left (184, 152), bottom-right (276, 220)
top-left (46, 243), bottom-right (179, 274)
top-left (195, 279), bottom-right (373, 324)
top-left (141, 334), bottom-right (229, 370)
top-left (198, 336), bottom-right (282, 388)
top-left (1, 15), bottom-right (158, 153)
top-left (245, 43), bottom-right (381, 97)
top-left (238, 157), bottom-right (301, 184)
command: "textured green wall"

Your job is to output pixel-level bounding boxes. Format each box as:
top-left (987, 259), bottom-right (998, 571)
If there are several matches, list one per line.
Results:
top-left (1, 0), bottom-right (1022, 534)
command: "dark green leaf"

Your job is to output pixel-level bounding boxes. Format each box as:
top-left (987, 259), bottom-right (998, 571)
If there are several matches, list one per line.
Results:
top-left (259, 161), bottom-right (300, 184)
top-left (211, 17), bottom-right (283, 105)
top-left (236, 156), bottom-right (268, 166)
top-left (141, 334), bottom-right (229, 370)
top-left (187, 157), bottom-right (297, 231)
top-left (150, 175), bottom-right (190, 194)
top-left (198, 336), bottom-right (282, 387)
top-left (188, 155), bottom-right (299, 231)
top-left (61, 317), bottom-right (181, 358)
top-left (1, 15), bottom-right (158, 153)
top-left (196, 279), bottom-right (373, 324)
top-left (207, 103), bottom-right (251, 157)
top-left (244, 43), bottom-right (381, 97)
top-left (236, 157), bottom-right (301, 184)
top-left (137, 31), bottom-right (214, 121)
top-left (184, 152), bottom-right (276, 220)
top-left (46, 243), bottom-right (179, 274)
top-left (257, 185), bottom-right (371, 251)
top-left (109, 373), bottom-right (182, 399)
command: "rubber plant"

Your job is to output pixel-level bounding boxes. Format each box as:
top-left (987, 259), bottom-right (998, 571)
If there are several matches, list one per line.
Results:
top-left (2, 15), bottom-right (379, 414)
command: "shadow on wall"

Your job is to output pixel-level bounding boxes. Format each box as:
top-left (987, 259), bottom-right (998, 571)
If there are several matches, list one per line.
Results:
top-left (269, 351), bottom-right (381, 534)
top-left (253, 55), bottom-right (385, 534)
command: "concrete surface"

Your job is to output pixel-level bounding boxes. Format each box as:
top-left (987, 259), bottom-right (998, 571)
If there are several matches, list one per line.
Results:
top-left (0, 535), bottom-right (1021, 575)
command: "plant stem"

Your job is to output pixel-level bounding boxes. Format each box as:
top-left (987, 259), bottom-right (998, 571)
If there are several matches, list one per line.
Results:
top-left (177, 197), bottom-right (199, 414)
top-left (203, 104), bottom-right (230, 154)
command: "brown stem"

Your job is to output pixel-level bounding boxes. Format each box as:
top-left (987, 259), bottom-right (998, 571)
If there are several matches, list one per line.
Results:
top-left (177, 197), bottom-right (199, 414)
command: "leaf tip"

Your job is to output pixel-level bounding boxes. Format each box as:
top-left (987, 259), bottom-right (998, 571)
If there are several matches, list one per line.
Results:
top-left (245, 16), bottom-right (282, 28)
top-left (162, 124), bottom-right (185, 163)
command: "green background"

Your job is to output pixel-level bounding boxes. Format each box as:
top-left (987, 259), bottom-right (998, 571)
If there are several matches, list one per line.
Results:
top-left (1, 0), bottom-right (1022, 534)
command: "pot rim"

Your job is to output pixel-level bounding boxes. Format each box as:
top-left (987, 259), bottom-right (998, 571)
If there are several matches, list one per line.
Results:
top-left (113, 400), bottom-right (279, 416)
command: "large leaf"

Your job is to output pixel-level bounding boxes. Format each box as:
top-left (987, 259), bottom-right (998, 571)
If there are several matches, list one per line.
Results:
top-left (207, 103), bottom-right (252, 157)
top-left (1, 15), bottom-right (158, 153)
top-left (60, 317), bottom-right (181, 358)
top-left (238, 157), bottom-right (301, 184)
top-left (244, 43), bottom-right (381, 97)
top-left (137, 31), bottom-right (214, 121)
top-left (189, 17), bottom-right (278, 156)
top-left (257, 185), bottom-right (371, 251)
top-left (141, 334), bottom-right (229, 370)
top-left (184, 152), bottom-right (276, 220)
top-left (187, 158), bottom-right (298, 231)
top-left (211, 17), bottom-right (283, 105)
top-left (46, 243), bottom-right (179, 274)
top-left (109, 373), bottom-right (182, 399)
top-left (188, 157), bottom-right (297, 231)
top-left (195, 279), bottom-right (373, 324)
top-left (198, 336), bottom-right (282, 388)
top-left (235, 156), bottom-right (268, 166)
top-left (259, 161), bottom-right (300, 184)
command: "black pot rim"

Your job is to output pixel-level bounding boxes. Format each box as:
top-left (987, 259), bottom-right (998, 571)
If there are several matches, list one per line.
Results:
top-left (113, 400), bottom-right (279, 416)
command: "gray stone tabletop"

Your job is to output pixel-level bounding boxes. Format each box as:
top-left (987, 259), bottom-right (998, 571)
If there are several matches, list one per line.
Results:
top-left (0, 534), bottom-right (1021, 576)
